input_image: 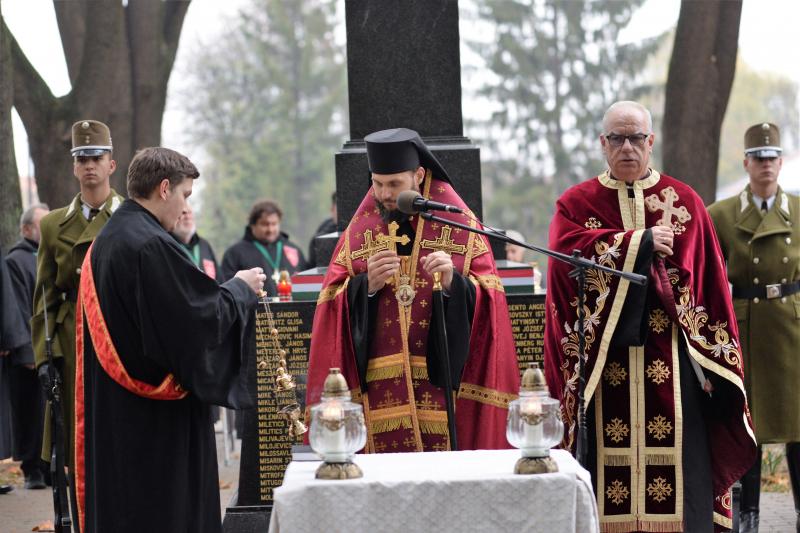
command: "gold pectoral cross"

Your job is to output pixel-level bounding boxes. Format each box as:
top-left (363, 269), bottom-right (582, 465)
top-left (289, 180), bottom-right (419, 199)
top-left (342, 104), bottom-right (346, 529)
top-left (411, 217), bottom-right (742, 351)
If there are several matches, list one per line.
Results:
top-left (376, 221), bottom-right (415, 307)
top-left (350, 221), bottom-right (411, 263)
top-left (379, 221), bottom-right (410, 253)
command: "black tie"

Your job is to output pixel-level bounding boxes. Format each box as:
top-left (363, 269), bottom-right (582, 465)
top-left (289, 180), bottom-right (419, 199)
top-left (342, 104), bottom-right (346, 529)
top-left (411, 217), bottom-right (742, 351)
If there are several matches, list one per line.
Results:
top-left (761, 200), bottom-right (768, 214)
top-left (88, 208), bottom-right (101, 221)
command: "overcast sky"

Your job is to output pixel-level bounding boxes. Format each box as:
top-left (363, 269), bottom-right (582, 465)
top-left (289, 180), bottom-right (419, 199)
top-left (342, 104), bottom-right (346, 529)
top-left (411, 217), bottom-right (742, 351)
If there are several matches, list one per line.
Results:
top-left (3, 0), bottom-right (799, 178)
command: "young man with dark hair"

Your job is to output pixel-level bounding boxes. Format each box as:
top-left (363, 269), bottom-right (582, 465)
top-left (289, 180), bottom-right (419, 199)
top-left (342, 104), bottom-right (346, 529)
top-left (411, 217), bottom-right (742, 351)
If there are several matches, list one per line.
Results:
top-left (222, 199), bottom-right (307, 297)
top-left (74, 146), bottom-right (266, 533)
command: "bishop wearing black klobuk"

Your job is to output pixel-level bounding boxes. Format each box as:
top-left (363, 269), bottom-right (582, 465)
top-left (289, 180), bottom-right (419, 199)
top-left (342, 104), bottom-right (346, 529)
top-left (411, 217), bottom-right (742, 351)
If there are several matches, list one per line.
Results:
top-left (74, 147), bottom-right (265, 533)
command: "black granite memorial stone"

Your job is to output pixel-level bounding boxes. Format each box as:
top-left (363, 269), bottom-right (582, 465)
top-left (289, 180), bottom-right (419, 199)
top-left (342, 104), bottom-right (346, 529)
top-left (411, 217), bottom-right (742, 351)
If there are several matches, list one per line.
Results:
top-left (223, 302), bottom-right (315, 532)
top-left (225, 2), bottom-right (540, 530)
top-left (334, 0), bottom-right (483, 229)
top-left (345, 0), bottom-right (463, 140)
top-left (506, 293), bottom-right (546, 370)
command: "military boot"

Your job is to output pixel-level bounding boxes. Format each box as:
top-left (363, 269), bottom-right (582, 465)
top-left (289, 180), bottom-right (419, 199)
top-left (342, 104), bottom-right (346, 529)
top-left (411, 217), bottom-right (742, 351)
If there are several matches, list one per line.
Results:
top-left (786, 442), bottom-right (800, 533)
top-left (739, 445), bottom-right (762, 533)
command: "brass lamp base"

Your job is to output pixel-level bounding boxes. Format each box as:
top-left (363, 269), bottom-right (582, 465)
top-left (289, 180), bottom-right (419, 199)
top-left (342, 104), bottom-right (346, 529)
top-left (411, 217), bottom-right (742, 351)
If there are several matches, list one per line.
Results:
top-left (514, 456), bottom-right (558, 475)
top-left (315, 461), bottom-right (363, 480)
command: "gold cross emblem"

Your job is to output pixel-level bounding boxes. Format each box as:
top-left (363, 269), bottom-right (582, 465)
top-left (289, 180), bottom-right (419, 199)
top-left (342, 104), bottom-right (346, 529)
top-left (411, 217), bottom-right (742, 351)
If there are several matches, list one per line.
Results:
top-left (645, 186), bottom-right (692, 235)
top-left (379, 221), bottom-right (411, 253)
top-left (350, 229), bottom-right (389, 261)
top-left (421, 226), bottom-right (467, 255)
top-left (377, 390), bottom-right (401, 409)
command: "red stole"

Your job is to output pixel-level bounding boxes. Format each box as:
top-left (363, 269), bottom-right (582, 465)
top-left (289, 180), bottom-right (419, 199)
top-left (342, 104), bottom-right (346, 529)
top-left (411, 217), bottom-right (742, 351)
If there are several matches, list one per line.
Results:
top-left (307, 174), bottom-right (520, 452)
top-left (74, 244), bottom-right (187, 533)
top-left (545, 171), bottom-right (756, 532)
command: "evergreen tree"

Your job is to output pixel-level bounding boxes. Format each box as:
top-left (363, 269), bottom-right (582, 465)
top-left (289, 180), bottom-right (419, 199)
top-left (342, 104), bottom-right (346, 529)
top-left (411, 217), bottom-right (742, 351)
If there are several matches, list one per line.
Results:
top-left (183, 0), bottom-right (346, 254)
top-left (464, 0), bottom-right (656, 253)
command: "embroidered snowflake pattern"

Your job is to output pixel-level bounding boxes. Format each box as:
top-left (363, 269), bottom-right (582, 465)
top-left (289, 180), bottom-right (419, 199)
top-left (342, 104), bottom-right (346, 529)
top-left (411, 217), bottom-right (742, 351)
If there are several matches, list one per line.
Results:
top-left (606, 479), bottom-right (630, 505)
top-left (648, 309), bottom-right (669, 334)
top-left (646, 359), bottom-right (671, 385)
top-left (647, 477), bottom-right (674, 503)
top-left (584, 217), bottom-right (602, 229)
top-left (603, 362), bottom-right (628, 387)
top-left (605, 418), bottom-right (630, 443)
top-left (647, 415), bottom-right (673, 440)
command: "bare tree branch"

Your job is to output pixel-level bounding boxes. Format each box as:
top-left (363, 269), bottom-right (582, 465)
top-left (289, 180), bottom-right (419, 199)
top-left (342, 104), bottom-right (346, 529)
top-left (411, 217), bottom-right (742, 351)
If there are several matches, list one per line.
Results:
top-left (5, 19), bottom-right (57, 133)
top-left (53, 0), bottom-right (87, 85)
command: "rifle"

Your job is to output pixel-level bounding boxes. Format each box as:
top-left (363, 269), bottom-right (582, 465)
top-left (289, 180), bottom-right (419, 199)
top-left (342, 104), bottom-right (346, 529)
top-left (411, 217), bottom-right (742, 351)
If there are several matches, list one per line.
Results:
top-left (41, 286), bottom-right (73, 532)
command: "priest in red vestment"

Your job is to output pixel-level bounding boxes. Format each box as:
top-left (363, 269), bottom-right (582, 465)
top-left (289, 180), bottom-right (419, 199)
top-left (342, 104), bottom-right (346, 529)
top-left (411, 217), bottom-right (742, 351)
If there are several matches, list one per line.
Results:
top-left (307, 128), bottom-right (519, 452)
top-left (545, 102), bottom-right (756, 532)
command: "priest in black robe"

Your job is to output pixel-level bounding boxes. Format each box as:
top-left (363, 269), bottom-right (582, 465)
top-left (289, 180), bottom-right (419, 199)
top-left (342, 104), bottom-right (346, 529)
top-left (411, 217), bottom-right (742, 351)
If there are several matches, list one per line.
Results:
top-left (74, 147), bottom-right (266, 533)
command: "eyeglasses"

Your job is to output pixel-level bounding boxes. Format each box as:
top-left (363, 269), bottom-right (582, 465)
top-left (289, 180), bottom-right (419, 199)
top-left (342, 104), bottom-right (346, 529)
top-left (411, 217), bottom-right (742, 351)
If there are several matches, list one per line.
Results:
top-left (604, 133), bottom-right (650, 148)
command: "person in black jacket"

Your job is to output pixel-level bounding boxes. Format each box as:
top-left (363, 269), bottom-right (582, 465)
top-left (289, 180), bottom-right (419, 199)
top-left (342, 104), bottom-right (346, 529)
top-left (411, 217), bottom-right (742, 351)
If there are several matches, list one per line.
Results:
top-left (6, 203), bottom-right (50, 489)
top-left (171, 203), bottom-right (223, 283)
top-left (1, 239), bottom-right (32, 494)
top-left (221, 200), bottom-right (307, 296)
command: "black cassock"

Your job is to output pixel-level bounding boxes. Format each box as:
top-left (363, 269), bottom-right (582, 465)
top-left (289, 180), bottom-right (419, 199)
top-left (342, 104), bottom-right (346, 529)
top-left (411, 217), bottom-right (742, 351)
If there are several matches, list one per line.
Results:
top-left (78, 200), bottom-right (257, 533)
top-left (1, 247), bottom-right (30, 459)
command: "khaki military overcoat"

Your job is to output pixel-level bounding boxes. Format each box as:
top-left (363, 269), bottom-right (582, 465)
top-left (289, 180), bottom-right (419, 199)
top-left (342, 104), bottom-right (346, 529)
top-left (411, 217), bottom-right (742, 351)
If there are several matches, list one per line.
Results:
top-left (31, 190), bottom-right (122, 463)
top-left (708, 186), bottom-right (800, 443)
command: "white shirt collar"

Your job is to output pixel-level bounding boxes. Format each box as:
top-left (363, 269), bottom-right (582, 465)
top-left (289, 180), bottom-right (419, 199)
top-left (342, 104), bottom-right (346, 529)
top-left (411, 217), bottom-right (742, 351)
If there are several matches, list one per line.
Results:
top-left (751, 192), bottom-right (776, 212)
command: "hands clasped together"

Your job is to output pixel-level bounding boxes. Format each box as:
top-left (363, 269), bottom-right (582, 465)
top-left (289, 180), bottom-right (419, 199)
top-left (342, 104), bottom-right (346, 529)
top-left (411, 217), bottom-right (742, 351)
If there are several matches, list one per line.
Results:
top-left (367, 250), bottom-right (454, 294)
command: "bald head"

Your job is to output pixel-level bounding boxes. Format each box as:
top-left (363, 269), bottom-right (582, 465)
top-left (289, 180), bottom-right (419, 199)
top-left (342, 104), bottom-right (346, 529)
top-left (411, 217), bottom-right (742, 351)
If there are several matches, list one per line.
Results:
top-left (602, 101), bottom-right (652, 134)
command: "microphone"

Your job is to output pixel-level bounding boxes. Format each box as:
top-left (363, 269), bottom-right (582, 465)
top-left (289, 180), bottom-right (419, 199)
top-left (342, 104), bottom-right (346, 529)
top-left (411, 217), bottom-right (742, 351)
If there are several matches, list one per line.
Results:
top-left (397, 190), bottom-right (463, 215)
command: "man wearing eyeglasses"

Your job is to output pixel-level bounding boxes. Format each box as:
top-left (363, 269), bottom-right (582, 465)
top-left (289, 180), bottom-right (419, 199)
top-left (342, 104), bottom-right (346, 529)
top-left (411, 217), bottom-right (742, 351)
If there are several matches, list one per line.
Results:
top-left (544, 101), bottom-right (756, 532)
top-left (708, 123), bottom-right (800, 533)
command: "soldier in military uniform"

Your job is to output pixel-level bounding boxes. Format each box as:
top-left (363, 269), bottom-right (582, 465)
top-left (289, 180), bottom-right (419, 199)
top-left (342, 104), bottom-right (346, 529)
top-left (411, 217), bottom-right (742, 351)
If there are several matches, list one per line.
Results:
top-left (708, 122), bottom-right (800, 533)
top-left (31, 120), bottom-right (124, 471)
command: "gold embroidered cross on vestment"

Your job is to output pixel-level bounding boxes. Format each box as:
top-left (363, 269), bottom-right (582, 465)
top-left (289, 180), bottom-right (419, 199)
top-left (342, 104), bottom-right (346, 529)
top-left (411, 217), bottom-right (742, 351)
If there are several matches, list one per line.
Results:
top-left (421, 225), bottom-right (467, 255)
top-left (645, 186), bottom-right (692, 235)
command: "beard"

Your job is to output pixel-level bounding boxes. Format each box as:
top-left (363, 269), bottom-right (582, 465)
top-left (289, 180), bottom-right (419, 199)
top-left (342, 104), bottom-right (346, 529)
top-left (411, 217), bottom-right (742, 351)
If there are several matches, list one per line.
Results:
top-left (373, 183), bottom-right (420, 224)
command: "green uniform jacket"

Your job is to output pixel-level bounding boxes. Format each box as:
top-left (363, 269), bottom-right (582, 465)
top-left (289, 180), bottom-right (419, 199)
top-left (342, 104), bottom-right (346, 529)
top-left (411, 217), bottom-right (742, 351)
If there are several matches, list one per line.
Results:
top-left (31, 190), bottom-right (123, 462)
top-left (708, 186), bottom-right (800, 443)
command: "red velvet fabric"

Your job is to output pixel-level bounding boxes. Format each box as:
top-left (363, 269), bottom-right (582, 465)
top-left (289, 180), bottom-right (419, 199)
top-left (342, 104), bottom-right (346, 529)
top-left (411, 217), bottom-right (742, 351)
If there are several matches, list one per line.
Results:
top-left (545, 173), bottom-right (756, 529)
top-left (307, 176), bottom-right (520, 452)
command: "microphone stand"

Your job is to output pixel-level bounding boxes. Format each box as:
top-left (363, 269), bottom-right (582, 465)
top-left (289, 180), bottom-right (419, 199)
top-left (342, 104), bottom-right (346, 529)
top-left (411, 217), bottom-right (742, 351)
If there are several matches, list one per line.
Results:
top-left (419, 211), bottom-right (646, 468)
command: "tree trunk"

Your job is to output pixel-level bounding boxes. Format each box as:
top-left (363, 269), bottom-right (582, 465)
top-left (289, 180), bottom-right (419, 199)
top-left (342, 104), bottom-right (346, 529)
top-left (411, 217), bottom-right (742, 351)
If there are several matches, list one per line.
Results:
top-left (662, 0), bottom-right (742, 205)
top-left (6, 0), bottom-right (190, 209)
top-left (0, 3), bottom-right (22, 249)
